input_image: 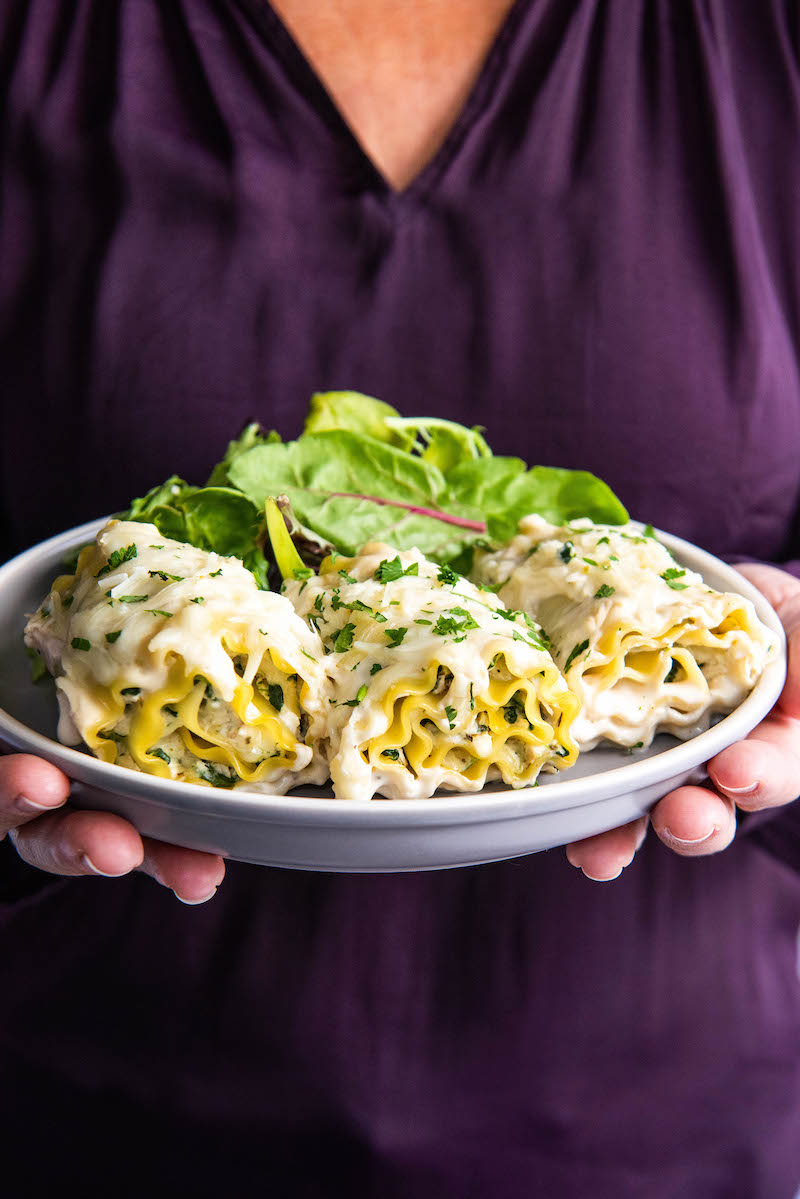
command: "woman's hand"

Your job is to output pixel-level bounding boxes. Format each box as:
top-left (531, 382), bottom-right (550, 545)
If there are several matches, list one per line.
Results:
top-left (0, 753), bottom-right (225, 902)
top-left (566, 563), bottom-right (800, 880)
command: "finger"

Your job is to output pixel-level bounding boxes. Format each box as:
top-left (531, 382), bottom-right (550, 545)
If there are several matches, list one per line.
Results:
top-left (733, 563), bottom-right (800, 718)
top-left (709, 730), bottom-right (800, 811)
top-left (0, 754), bottom-right (70, 839)
top-left (565, 816), bottom-right (648, 881)
top-left (650, 785), bottom-right (736, 855)
top-left (10, 806), bottom-right (145, 877)
top-left (139, 836), bottom-right (226, 904)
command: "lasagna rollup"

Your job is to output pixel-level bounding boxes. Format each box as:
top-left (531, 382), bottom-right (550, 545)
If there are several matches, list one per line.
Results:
top-left (474, 516), bottom-right (778, 751)
top-left (25, 521), bottom-right (331, 791)
top-left (284, 542), bottom-right (579, 800)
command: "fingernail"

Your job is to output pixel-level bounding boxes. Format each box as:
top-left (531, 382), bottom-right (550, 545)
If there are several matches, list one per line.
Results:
top-left (718, 781), bottom-right (759, 796)
top-left (81, 854), bottom-right (128, 878)
top-left (173, 887), bottom-right (218, 906)
top-left (581, 866), bottom-right (622, 882)
top-left (15, 794), bottom-right (62, 814)
top-left (661, 826), bottom-right (717, 848)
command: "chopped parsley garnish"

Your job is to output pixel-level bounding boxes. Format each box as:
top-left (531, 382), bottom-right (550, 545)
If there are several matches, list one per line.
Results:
top-left (146, 609), bottom-right (173, 618)
top-left (583, 557), bottom-right (599, 567)
top-left (96, 543), bottom-right (137, 579)
top-left (147, 747), bottom-right (171, 764)
top-left (148, 570), bottom-right (184, 582)
top-left (338, 569), bottom-right (357, 584)
top-left (469, 684), bottom-right (475, 710)
top-left (339, 597), bottom-right (387, 622)
top-left (71, 637), bottom-right (90, 651)
top-left (370, 663), bottom-right (383, 675)
top-left (118, 594), bottom-right (148, 604)
top-left (301, 649), bottom-right (318, 663)
top-left (209, 568), bottom-right (223, 577)
top-left (105, 630), bottom-right (122, 643)
top-left (313, 594), bottom-right (324, 612)
top-left (597, 536), bottom-right (610, 545)
top-left (343, 684), bottom-right (368, 707)
top-left (381, 748), bottom-right (400, 761)
top-left (494, 607), bottom-right (520, 623)
top-left (625, 741), bottom-right (645, 753)
top-left (436, 563), bottom-right (460, 585)
top-left (445, 705), bottom-right (457, 729)
top-left (267, 683), bottom-right (284, 711)
top-left (643, 524), bottom-right (656, 538)
top-left (432, 611), bottom-right (479, 639)
top-left (333, 623), bottom-right (356, 652)
top-left (190, 596), bottom-right (205, 603)
top-left (374, 557), bottom-right (419, 583)
top-left (559, 541), bottom-right (574, 563)
top-left (564, 639), bottom-right (589, 672)
top-left (661, 568), bottom-right (688, 590)
top-left (414, 619), bottom-right (432, 625)
top-left (594, 584), bottom-right (615, 598)
top-left (385, 627), bottom-right (408, 647)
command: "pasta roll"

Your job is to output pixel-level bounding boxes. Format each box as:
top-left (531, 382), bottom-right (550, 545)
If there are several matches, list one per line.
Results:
top-left (473, 516), bottom-right (778, 750)
top-left (24, 520), bottom-right (331, 791)
top-left (284, 542), bottom-right (579, 800)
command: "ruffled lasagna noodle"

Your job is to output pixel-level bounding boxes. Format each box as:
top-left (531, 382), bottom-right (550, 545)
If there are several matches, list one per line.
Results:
top-left (473, 516), bottom-right (777, 751)
top-left (24, 521), bottom-right (331, 791)
top-left (283, 542), bottom-right (579, 800)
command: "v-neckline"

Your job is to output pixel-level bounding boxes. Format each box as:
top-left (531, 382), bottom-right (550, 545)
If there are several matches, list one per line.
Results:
top-left (232, 0), bottom-right (532, 204)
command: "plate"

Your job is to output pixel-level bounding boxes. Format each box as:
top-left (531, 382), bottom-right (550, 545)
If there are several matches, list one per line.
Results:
top-left (0, 518), bottom-right (787, 872)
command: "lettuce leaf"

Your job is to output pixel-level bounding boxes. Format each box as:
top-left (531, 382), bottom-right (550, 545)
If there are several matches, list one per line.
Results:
top-left (227, 431), bottom-right (485, 559)
top-left (123, 478), bottom-right (265, 569)
top-left (384, 416), bottom-right (491, 473)
top-left (120, 391), bottom-right (629, 585)
top-left (303, 391), bottom-right (415, 450)
top-left (206, 424), bottom-right (281, 487)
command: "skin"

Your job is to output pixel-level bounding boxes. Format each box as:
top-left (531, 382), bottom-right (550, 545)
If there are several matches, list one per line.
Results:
top-left (269, 0), bottom-right (519, 191)
top-left (3, 563), bottom-right (799, 897)
top-left (4, 7), bottom-right (798, 895)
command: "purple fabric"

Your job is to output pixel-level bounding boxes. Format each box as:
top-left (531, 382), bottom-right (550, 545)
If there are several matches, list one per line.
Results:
top-left (2, 2), bottom-right (800, 1195)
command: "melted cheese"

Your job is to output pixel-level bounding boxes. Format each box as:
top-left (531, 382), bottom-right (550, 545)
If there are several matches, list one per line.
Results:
top-left (473, 516), bottom-right (777, 750)
top-left (25, 520), bottom-right (331, 791)
top-left (284, 541), bottom-right (579, 800)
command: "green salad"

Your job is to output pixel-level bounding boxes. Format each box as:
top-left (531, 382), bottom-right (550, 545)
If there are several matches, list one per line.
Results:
top-left (120, 390), bottom-right (628, 586)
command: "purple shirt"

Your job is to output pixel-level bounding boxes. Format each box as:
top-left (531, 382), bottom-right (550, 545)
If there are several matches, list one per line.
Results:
top-left (2, 3), bottom-right (800, 1195)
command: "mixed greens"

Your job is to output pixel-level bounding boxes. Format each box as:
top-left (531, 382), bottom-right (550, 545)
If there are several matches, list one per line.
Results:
top-left (121, 391), bottom-right (628, 586)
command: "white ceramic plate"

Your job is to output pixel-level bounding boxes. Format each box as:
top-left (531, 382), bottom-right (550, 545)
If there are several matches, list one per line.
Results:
top-left (0, 518), bottom-right (786, 872)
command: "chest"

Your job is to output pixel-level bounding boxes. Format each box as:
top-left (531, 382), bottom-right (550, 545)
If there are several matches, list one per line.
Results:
top-left (267, 0), bottom-right (518, 190)
top-left (2, 0), bottom-right (799, 564)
